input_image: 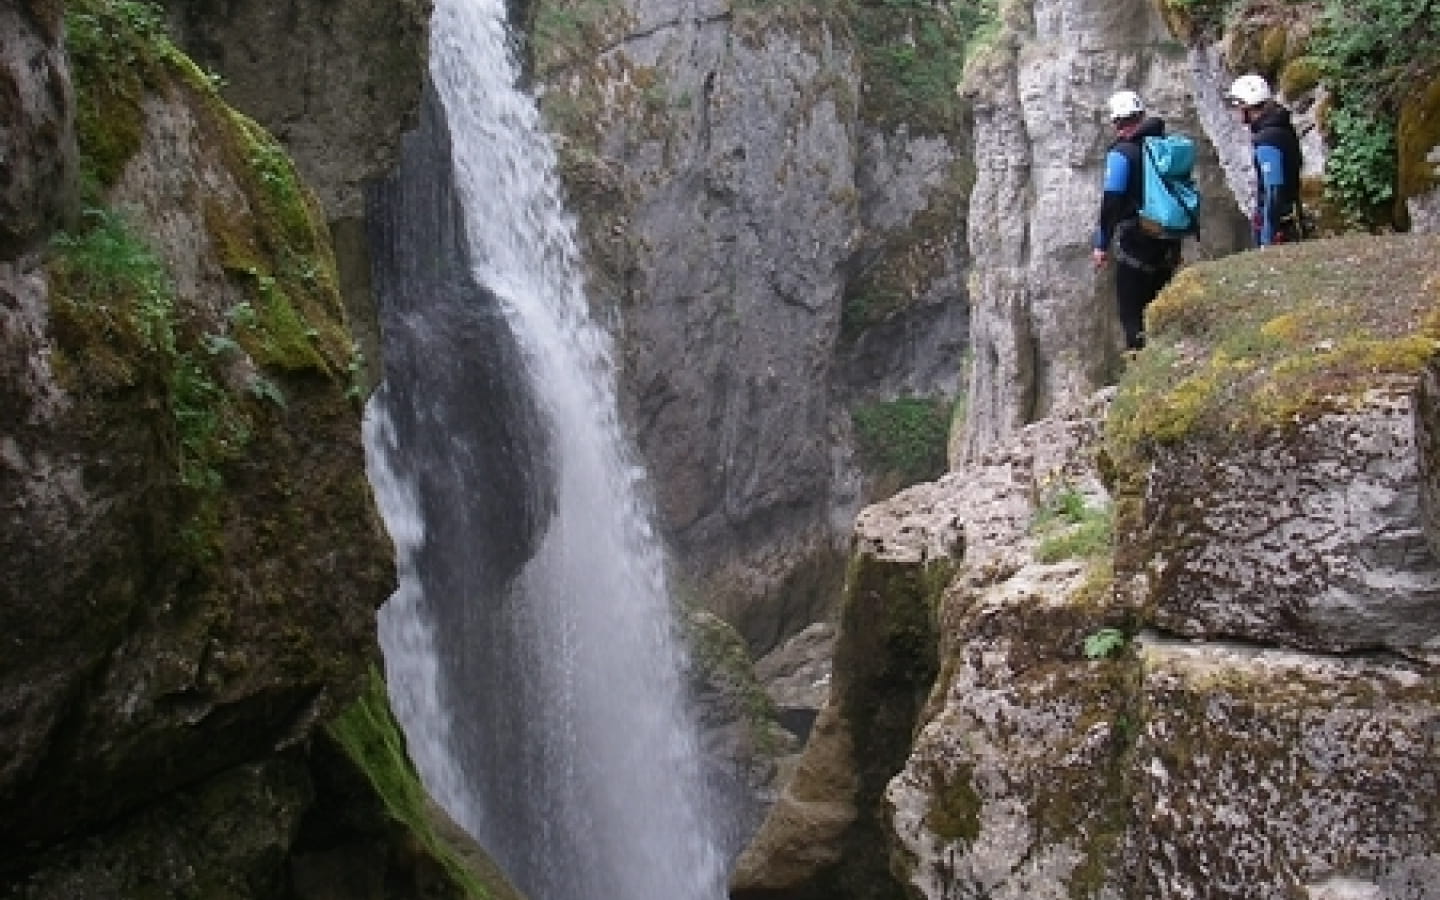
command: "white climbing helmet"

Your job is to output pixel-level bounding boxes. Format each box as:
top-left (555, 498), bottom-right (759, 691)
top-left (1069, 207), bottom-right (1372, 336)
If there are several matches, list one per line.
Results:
top-left (1107, 90), bottom-right (1145, 121)
top-left (1226, 73), bottom-right (1273, 107)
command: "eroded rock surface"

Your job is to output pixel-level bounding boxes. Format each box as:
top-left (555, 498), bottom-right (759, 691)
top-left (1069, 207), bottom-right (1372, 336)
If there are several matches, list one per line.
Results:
top-left (0, 0), bottom-right (74, 260)
top-left (875, 239), bottom-right (1440, 898)
top-left (535, 0), bottom-right (970, 650)
top-left (1133, 383), bottom-right (1440, 655)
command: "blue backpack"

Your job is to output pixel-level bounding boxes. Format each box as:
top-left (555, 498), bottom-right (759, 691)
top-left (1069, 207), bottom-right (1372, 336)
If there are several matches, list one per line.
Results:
top-left (1138, 134), bottom-right (1201, 238)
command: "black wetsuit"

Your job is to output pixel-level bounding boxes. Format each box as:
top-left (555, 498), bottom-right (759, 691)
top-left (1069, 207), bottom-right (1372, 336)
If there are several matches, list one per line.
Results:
top-left (1094, 117), bottom-right (1182, 350)
top-left (1249, 105), bottom-right (1303, 244)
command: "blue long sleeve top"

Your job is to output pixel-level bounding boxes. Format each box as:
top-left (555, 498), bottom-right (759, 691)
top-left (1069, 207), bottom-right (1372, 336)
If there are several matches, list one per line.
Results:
top-left (1093, 149), bottom-right (1132, 251)
top-left (1254, 143), bottom-right (1288, 246)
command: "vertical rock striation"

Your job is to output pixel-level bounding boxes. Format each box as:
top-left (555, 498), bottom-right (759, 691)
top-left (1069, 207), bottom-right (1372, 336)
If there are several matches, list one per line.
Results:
top-left (957, 0), bottom-right (1246, 463)
top-left (532, 0), bottom-right (971, 650)
top-left (0, 0), bottom-right (74, 260)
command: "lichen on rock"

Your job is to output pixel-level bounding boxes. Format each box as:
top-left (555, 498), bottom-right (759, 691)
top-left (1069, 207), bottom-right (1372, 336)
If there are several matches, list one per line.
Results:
top-left (1138, 641), bottom-right (1440, 897)
top-left (1107, 236), bottom-right (1440, 656)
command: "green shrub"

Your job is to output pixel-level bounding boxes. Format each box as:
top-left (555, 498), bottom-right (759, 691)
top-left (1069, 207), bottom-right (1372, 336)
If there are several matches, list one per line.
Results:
top-left (852, 396), bottom-right (952, 489)
top-left (1323, 105), bottom-right (1397, 221)
top-left (50, 206), bottom-right (176, 356)
top-left (1311, 0), bottom-right (1440, 226)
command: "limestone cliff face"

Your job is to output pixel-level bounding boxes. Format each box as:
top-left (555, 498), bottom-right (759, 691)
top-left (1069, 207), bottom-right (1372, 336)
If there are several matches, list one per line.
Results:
top-left (0, 0), bottom-right (73, 259)
top-left (957, 0), bottom-right (1250, 463)
top-left (155, 0), bottom-right (430, 223)
top-left (529, 0), bottom-right (971, 649)
top-left (738, 236), bottom-right (1440, 898)
top-left (156, 0), bottom-right (433, 386)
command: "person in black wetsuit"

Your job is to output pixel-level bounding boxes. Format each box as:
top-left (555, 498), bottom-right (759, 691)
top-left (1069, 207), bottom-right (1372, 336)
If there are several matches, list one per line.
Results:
top-left (1227, 73), bottom-right (1304, 246)
top-left (1092, 89), bottom-right (1183, 352)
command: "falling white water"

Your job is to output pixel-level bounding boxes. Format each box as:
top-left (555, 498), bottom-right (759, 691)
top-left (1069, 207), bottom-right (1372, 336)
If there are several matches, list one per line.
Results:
top-left (364, 0), bottom-right (727, 897)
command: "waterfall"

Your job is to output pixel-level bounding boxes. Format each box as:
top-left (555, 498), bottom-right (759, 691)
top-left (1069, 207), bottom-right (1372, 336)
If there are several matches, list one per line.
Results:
top-left (360, 0), bottom-right (728, 897)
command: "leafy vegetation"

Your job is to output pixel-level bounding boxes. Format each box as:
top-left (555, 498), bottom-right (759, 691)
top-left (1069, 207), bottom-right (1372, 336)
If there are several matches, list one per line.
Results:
top-left (1310, 0), bottom-right (1440, 226)
top-left (1031, 480), bottom-right (1113, 563)
top-left (49, 207), bottom-right (251, 499)
top-left (55, 0), bottom-right (362, 574)
top-left (50, 206), bottom-right (176, 357)
top-left (852, 396), bottom-right (952, 491)
top-left (1156, 0), bottom-right (1437, 227)
top-left (1082, 627), bottom-right (1128, 660)
top-left (850, 0), bottom-right (998, 132)
top-left (65, 0), bottom-right (172, 193)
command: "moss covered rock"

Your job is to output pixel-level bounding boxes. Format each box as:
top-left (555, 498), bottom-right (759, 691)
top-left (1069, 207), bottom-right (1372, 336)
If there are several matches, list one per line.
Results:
top-left (729, 529), bottom-right (951, 899)
top-left (1399, 73), bottom-right (1440, 232)
top-left (853, 239), bottom-right (1440, 893)
top-left (1106, 235), bottom-right (1440, 654)
top-left (879, 394), bottom-right (1132, 900)
top-left (1137, 641), bottom-right (1440, 897)
top-left (0, 0), bottom-right (397, 889)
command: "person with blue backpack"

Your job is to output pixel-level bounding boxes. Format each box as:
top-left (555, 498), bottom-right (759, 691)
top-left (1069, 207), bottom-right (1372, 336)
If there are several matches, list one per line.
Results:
top-left (1227, 74), bottom-right (1305, 246)
top-left (1091, 90), bottom-right (1189, 352)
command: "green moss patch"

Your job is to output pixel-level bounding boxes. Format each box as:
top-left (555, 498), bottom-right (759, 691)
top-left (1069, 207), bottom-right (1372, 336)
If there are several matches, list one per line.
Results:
top-left (924, 764), bottom-right (981, 842)
top-left (681, 606), bottom-right (789, 755)
top-left (1397, 73), bottom-right (1440, 222)
top-left (47, 206), bottom-right (250, 560)
top-left (204, 110), bottom-right (351, 373)
top-left (1102, 235), bottom-right (1440, 574)
top-left (1157, 0), bottom-right (1235, 40)
top-left (53, 0), bottom-right (368, 569)
top-left (825, 552), bottom-right (947, 896)
top-left (68, 0), bottom-right (351, 379)
top-left (328, 669), bottom-right (501, 899)
top-left (1107, 235), bottom-right (1440, 458)
top-left (927, 582), bottom-right (1141, 898)
top-left (48, 206), bottom-right (175, 383)
top-left (65, 0), bottom-right (175, 192)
